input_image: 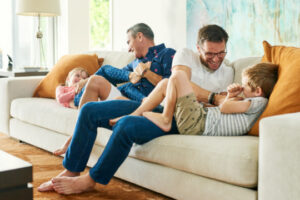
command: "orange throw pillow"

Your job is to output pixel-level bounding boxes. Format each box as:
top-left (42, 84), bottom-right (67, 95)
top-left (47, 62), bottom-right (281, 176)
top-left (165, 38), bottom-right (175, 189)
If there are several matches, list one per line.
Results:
top-left (33, 54), bottom-right (104, 98)
top-left (249, 41), bottom-right (300, 136)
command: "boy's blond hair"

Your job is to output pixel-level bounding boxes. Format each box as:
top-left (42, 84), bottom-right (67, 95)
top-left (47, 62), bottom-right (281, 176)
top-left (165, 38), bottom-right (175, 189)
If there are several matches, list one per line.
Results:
top-left (243, 62), bottom-right (278, 98)
top-left (66, 67), bottom-right (89, 86)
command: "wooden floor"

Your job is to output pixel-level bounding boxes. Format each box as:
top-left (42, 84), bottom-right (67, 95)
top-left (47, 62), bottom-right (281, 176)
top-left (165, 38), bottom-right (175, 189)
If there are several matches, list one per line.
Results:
top-left (0, 133), bottom-right (172, 200)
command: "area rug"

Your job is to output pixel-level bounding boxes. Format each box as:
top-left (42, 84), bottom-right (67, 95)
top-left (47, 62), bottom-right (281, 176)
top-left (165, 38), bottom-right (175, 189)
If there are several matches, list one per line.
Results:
top-left (0, 133), bottom-right (172, 200)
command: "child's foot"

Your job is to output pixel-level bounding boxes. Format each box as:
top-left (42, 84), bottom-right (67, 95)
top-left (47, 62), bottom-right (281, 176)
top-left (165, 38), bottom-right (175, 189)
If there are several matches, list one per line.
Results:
top-left (109, 116), bottom-right (123, 126)
top-left (109, 112), bottom-right (141, 126)
top-left (53, 145), bottom-right (68, 156)
top-left (142, 112), bottom-right (172, 132)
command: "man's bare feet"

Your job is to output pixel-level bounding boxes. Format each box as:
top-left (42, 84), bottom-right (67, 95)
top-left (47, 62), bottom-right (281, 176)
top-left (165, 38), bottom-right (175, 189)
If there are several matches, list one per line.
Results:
top-left (142, 111), bottom-right (172, 132)
top-left (38, 170), bottom-right (80, 192)
top-left (37, 180), bottom-right (54, 192)
top-left (52, 173), bottom-right (96, 195)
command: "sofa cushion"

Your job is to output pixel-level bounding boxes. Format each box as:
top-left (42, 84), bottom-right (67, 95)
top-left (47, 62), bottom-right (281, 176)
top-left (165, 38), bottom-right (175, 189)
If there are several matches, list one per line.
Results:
top-left (10, 97), bottom-right (116, 146)
top-left (249, 41), bottom-right (300, 135)
top-left (99, 130), bottom-right (258, 188)
top-left (231, 57), bottom-right (261, 84)
top-left (90, 50), bottom-right (135, 69)
top-left (11, 98), bottom-right (78, 136)
top-left (33, 54), bottom-right (104, 99)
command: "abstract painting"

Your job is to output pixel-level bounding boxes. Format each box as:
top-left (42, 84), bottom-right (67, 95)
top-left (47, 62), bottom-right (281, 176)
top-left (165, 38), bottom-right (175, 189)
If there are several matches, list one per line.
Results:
top-left (187, 0), bottom-right (300, 61)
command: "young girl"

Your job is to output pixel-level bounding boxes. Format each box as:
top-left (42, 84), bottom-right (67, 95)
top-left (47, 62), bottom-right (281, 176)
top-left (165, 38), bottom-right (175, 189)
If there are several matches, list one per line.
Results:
top-left (56, 67), bottom-right (90, 109)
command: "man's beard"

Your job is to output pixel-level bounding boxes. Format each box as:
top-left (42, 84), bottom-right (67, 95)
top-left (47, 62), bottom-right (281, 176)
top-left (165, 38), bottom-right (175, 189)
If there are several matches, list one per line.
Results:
top-left (199, 55), bottom-right (222, 71)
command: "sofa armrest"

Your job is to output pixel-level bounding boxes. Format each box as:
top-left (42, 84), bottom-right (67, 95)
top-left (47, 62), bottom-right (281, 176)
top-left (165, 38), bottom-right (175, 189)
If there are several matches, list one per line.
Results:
top-left (0, 76), bottom-right (43, 135)
top-left (258, 112), bottom-right (300, 200)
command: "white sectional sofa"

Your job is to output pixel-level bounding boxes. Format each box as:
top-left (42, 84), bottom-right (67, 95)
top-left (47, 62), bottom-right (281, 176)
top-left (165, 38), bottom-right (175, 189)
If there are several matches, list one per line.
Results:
top-left (1, 51), bottom-right (299, 200)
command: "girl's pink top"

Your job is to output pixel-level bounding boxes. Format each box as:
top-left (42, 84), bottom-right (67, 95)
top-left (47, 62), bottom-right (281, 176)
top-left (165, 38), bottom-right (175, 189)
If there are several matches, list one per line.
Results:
top-left (56, 85), bottom-right (76, 108)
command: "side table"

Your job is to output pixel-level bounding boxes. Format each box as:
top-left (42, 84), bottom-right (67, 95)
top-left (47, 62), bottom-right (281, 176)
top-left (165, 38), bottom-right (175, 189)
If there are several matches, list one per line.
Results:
top-left (0, 69), bottom-right (48, 78)
top-left (0, 150), bottom-right (33, 200)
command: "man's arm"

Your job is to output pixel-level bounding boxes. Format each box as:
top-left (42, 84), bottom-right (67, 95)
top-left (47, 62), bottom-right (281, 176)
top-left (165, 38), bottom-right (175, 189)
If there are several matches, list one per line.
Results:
top-left (137, 48), bottom-right (176, 86)
top-left (133, 62), bottom-right (162, 86)
top-left (142, 70), bottom-right (162, 85)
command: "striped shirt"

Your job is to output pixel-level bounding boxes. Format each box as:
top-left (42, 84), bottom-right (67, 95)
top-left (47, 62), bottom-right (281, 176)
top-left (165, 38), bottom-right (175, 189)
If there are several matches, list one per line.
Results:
top-left (202, 97), bottom-right (268, 136)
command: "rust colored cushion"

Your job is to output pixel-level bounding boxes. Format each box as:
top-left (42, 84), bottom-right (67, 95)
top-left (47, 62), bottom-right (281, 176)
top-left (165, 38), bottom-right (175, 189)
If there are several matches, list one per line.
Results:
top-left (249, 41), bottom-right (300, 136)
top-left (33, 54), bottom-right (104, 98)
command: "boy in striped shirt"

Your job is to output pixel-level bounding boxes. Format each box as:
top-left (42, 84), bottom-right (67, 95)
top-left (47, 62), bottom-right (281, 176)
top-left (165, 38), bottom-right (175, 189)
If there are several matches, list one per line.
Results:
top-left (116, 62), bottom-right (278, 136)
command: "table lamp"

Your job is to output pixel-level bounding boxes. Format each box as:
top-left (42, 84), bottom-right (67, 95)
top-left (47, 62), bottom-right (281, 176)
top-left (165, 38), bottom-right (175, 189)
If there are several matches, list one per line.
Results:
top-left (16, 0), bottom-right (61, 68)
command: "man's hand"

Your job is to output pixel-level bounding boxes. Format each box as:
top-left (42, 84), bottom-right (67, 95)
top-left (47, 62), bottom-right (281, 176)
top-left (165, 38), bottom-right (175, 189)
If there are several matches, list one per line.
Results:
top-left (227, 83), bottom-right (243, 98)
top-left (129, 72), bottom-right (142, 84)
top-left (75, 79), bottom-right (88, 94)
top-left (134, 61), bottom-right (151, 76)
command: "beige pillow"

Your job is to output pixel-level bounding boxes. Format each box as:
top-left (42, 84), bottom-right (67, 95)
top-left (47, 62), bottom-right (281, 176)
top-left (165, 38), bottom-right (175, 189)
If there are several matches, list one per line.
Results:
top-left (249, 41), bottom-right (300, 136)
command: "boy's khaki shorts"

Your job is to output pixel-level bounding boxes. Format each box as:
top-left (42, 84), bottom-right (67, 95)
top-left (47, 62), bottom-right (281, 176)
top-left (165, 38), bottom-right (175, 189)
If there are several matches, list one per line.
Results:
top-left (174, 93), bottom-right (207, 135)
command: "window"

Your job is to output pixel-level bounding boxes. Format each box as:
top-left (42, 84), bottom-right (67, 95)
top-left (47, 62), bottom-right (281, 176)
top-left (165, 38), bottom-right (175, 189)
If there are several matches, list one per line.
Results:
top-left (89, 0), bottom-right (111, 50)
top-left (12, 0), bottom-right (57, 69)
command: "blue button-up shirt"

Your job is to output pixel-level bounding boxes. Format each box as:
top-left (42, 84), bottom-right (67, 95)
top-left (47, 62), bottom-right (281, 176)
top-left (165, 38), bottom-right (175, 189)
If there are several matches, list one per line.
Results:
top-left (122, 43), bottom-right (176, 97)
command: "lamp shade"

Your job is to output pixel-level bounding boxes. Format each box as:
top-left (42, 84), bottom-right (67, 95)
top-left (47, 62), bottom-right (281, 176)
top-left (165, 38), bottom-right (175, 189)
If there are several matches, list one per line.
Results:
top-left (16, 0), bottom-right (61, 17)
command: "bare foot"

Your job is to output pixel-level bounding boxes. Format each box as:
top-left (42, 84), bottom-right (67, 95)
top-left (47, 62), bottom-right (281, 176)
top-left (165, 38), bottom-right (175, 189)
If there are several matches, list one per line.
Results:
top-left (109, 110), bottom-right (143, 126)
top-left (109, 116), bottom-right (122, 126)
top-left (37, 180), bottom-right (54, 192)
top-left (53, 146), bottom-right (67, 156)
top-left (52, 173), bottom-right (96, 195)
top-left (142, 112), bottom-right (172, 132)
top-left (38, 170), bottom-right (80, 192)
top-left (54, 137), bottom-right (72, 156)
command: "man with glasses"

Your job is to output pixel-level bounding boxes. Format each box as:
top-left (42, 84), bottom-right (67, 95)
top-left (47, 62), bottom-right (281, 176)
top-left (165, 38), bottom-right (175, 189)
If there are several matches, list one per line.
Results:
top-left (173, 24), bottom-right (233, 105)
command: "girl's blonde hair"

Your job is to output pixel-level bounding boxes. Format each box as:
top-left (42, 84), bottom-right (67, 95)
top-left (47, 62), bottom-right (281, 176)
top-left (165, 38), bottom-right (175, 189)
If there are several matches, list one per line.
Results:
top-left (66, 67), bottom-right (89, 86)
top-left (243, 62), bottom-right (278, 98)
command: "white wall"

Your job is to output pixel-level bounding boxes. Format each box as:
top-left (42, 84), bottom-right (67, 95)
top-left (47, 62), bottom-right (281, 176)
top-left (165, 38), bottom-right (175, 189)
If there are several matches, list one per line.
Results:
top-left (58, 0), bottom-right (90, 56)
top-left (59, 0), bottom-right (187, 55)
top-left (112, 0), bottom-right (186, 51)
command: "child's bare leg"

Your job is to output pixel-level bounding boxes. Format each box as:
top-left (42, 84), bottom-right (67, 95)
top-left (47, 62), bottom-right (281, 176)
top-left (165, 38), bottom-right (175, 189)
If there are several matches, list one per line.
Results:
top-left (109, 79), bottom-right (168, 126)
top-left (143, 70), bottom-right (194, 131)
top-left (79, 76), bottom-right (111, 108)
top-left (54, 136), bottom-right (72, 156)
top-left (131, 78), bottom-right (168, 116)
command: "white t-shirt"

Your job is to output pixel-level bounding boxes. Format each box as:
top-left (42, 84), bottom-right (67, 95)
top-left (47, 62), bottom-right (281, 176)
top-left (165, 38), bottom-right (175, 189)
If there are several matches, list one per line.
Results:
top-left (172, 48), bottom-right (234, 93)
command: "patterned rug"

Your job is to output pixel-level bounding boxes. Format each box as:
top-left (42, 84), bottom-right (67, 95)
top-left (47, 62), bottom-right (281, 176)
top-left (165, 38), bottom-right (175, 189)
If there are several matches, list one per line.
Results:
top-left (0, 133), bottom-right (172, 200)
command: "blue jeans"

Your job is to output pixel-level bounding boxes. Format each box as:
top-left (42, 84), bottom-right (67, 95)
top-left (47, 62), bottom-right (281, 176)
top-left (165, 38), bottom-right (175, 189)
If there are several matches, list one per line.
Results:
top-left (73, 89), bottom-right (84, 107)
top-left (63, 100), bottom-right (178, 184)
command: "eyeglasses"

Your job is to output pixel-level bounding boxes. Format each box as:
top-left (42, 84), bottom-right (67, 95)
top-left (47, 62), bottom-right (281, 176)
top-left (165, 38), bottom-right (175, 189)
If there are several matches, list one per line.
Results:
top-left (201, 47), bottom-right (227, 59)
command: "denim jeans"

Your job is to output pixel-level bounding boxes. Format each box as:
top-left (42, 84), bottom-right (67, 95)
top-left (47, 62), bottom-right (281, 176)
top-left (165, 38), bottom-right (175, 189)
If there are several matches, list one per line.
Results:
top-left (63, 100), bottom-right (178, 184)
top-left (95, 65), bottom-right (130, 85)
top-left (73, 88), bottom-right (84, 107)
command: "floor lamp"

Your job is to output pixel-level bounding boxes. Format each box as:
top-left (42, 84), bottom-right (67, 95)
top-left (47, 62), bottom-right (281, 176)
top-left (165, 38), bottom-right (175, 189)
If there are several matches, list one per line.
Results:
top-left (16, 0), bottom-right (61, 68)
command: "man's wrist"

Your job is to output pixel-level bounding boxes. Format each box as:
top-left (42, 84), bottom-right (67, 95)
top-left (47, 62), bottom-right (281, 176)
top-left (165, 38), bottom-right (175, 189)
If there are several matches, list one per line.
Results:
top-left (208, 92), bottom-right (216, 104)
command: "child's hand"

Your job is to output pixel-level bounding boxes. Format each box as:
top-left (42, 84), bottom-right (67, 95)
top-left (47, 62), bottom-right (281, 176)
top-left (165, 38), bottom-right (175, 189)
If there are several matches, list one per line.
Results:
top-left (129, 72), bottom-right (142, 84)
top-left (134, 62), bottom-right (151, 76)
top-left (227, 83), bottom-right (243, 98)
top-left (75, 79), bottom-right (88, 93)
